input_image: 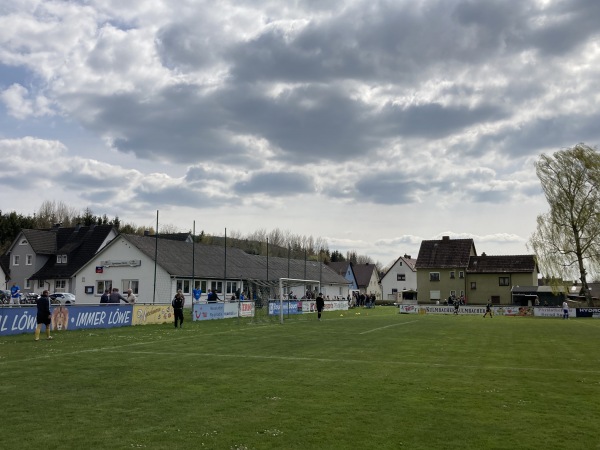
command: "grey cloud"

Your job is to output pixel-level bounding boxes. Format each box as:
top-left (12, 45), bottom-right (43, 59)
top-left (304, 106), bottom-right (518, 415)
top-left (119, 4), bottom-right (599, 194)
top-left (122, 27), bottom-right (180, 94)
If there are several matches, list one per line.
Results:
top-left (132, 185), bottom-right (228, 209)
top-left (233, 171), bottom-right (313, 196)
top-left (354, 174), bottom-right (424, 205)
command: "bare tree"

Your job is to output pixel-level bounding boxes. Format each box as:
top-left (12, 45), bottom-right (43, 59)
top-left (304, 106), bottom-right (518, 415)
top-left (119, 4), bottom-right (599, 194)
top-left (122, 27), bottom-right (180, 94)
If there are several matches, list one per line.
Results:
top-left (528, 143), bottom-right (600, 305)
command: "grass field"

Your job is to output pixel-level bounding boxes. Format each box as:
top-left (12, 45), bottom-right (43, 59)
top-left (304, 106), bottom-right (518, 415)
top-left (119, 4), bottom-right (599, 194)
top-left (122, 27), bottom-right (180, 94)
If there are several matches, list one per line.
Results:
top-left (2, 306), bottom-right (600, 450)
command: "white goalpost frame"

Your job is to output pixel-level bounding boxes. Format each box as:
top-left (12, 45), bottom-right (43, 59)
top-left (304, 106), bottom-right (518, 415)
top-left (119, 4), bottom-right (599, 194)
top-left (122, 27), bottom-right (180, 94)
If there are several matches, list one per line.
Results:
top-left (278, 277), bottom-right (321, 324)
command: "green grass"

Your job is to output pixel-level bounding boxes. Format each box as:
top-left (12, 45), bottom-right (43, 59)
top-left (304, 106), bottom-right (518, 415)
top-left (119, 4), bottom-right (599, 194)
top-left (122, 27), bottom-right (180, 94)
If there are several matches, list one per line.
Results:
top-left (2, 307), bottom-right (600, 449)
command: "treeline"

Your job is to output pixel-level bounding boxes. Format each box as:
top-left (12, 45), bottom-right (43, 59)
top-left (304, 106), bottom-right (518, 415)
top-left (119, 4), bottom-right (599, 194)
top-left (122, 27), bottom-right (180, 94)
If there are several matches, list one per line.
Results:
top-left (0, 201), bottom-right (378, 267)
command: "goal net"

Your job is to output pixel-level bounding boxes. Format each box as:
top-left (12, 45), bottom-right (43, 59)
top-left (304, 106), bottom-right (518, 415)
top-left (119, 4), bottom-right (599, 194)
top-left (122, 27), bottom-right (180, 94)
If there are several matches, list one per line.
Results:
top-left (276, 278), bottom-right (321, 324)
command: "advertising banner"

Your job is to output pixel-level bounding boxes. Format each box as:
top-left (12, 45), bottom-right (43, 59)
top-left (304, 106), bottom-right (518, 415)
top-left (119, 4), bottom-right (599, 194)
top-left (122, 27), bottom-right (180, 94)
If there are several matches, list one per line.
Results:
top-left (224, 302), bottom-right (238, 319)
top-left (0, 305), bottom-right (133, 336)
top-left (239, 301), bottom-right (254, 318)
top-left (193, 303), bottom-right (225, 321)
top-left (133, 304), bottom-right (174, 325)
top-left (534, 307), bottom-right (575, 318)
top-left (269, 300), bottom-right (303, 315)
top-left (576, 308), bottom-right (600, 318)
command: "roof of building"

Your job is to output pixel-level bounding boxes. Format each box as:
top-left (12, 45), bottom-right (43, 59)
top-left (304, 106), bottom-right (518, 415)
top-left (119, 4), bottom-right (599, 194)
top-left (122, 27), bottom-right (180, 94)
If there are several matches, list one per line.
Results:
top-left (381, 254), bottom-right (417, 280)
top-left (326, 261), bottom-right (350, 276)
top-left (415, 237), bottom-right (476, 269)
top-left (122, 234), bottom-right (349, 285)
top-left (29, 225), bottom-right (116, 279)
top-left (352, 263), bottom-right (378, 288)
top-left (467, 254), bottom-right (538, 273)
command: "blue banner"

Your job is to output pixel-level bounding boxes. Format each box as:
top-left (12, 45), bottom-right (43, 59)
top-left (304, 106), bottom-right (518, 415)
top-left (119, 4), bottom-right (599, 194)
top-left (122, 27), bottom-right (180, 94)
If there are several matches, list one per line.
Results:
top-left (0, 305), bottom-right (133, 336)
top-left (193, 303), bottom-right (225, 321)
top-left (268, 300), bottom-right (302, 315)
top-left (576, 308), bottom-right (600, 318)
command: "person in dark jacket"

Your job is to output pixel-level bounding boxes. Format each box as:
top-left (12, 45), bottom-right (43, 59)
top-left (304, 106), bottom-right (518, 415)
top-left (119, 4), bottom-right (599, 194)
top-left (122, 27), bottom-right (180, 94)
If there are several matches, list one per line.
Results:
top-left (34, 290), bottom-right (53, 341)
top-left (316, 293), bottom-right (325, 321)
top-left (172, 289), bottom-right (185, 328)
top-left (109, 288), bottom-right (127, 303)
top-left (100, 289), bottom-right (110, 304)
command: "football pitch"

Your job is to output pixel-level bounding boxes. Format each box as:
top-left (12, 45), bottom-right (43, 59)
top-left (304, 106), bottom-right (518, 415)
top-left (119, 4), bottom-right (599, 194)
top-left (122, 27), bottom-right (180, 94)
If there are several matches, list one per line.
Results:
top-left (2, 307), bottom-right (600, 449)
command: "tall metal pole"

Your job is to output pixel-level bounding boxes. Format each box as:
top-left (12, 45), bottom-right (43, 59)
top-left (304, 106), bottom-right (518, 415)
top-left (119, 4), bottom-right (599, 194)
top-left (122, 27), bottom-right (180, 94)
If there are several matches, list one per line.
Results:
top-left (153, 210), bottom-right (158, 304)
top-left (266, 237), bottom-right (269, 297)
top-left (192, 220), bottom-right (196, 316)
top-left (224, 227), bottom-right (227, 299)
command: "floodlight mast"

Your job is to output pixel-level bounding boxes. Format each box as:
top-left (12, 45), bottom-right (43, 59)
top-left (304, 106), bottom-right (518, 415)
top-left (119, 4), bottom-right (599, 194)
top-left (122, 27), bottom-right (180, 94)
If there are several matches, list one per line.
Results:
top-left (278, 278), bottom-right (321, 324)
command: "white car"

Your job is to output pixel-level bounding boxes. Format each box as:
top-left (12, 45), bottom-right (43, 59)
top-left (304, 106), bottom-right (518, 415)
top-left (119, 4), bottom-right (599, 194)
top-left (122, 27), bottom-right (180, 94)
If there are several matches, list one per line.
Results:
top-left (50, 293), bottom-right (76, 304)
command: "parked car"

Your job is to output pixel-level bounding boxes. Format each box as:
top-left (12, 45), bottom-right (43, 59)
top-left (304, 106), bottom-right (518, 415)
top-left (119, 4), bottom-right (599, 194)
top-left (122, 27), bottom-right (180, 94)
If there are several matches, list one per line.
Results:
top-left (0, 290), bottom-right (11, 304)
top-left (49, 293), bottom-right (76, 304)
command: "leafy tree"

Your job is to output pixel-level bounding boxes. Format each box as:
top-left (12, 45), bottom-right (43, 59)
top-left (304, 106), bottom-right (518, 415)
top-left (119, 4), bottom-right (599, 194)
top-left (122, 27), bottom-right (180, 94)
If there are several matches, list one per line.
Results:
top-left (528, 143), bottom-right (600, 306)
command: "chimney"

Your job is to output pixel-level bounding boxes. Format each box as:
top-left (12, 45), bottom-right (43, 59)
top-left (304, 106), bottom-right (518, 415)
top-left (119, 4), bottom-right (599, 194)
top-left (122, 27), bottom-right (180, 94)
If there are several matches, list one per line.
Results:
top-left (481, 252), bottom-right (487, 257)
top-left (404, 254), bottom-right (411, 259)
top-left (442, 236), bottom-right (450, 241)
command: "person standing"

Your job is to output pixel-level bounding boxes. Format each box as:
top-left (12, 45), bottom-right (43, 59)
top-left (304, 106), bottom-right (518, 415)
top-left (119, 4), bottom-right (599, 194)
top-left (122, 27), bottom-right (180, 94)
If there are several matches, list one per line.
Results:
top-left (172, 289), bottom-right (185, 328)
top-left (126, 289), bottom-right (136, 304)
top-left (34, 290), bottom-right (52, 341)
top-left (562, 301), bottom-right (569, 319)
top-left (483, 299), bottom-right (493, 318)
top-left (316, 293), bottom-right (325, 321)
top-left (10, 283), bottom-right (20, 306)
top-left (109, 288), bottom-right (127, 303)
top-left (100, 289), bottom-right (110, 304)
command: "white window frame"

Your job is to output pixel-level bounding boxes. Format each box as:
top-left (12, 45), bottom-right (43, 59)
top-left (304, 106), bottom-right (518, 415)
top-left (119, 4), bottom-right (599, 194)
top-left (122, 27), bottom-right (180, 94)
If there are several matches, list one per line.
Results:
top-left (96, 280), bottom-right (113, 296)
top-left (13, 255), bottom-right (20, 266)
top-left (397, 274), bottom-right (406, 281)
top-left (55, 279), bottom-right (67, 292)
top-left (26, 254), bottom-right (33, 265)
top-left (24, 279), bottom-right (31, 289)
top-left (122, 279), bottom-right (139, 295)
top-left (429, 272), bottom-right (440, 282)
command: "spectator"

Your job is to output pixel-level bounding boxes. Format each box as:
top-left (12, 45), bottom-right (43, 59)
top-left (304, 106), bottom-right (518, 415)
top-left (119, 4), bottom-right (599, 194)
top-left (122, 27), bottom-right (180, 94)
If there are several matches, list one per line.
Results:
top-left (172, 289), bottom-right (185, 328)
top-left (126, 289), bottom-right (136, 304)
top-left (109, 288), bottom-right (127, 304)
top-left (100, 289), bottom-right (110, 304)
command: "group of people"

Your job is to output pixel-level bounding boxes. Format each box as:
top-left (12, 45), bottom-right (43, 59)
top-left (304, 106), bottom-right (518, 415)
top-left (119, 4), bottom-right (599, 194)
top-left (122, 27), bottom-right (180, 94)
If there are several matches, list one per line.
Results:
top-left (100, 288), bottom-right (136, 304)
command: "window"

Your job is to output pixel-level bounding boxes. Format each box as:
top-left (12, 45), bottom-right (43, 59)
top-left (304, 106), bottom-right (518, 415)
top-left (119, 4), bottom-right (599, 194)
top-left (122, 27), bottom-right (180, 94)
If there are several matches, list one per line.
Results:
top-left (122, 279), bottom-right (139, 295)
top-left (19, 239), bottom-right (28, 245)
top-left (176, 279), bottom-right (191, 294)
top-left (450, 271), bottom-right (455, 279)
top-left (499, 277), bottom-right (510, 286)
top-left (450, 290), bottom-right (456, 297)
top-left (210, 281), bottom-right (223, 293)
top-left (13, 255), bottom-right (19, 266)
top-left (56, 254), bottom-right (67, 264)
top-left (24, 279), bottom-right (31, 289)
top-left (226, 281), bottom-right (238, 294)
top-left (397, 274), bottom-right (406, 281)
top-left (429, 272), bottom-right (440, 282)
top-left (38, 280), bottom-right (45, 289)
top-left (26, 254), bottom-right (33, 265)
top-left (459, 271), bottom-right (464, 279)
top-left (470, 282), bottom-right (477, 290)
top-left (96, 280), bottom-right (113, 295)
top-left (55, 280), bottom-right (67, 292)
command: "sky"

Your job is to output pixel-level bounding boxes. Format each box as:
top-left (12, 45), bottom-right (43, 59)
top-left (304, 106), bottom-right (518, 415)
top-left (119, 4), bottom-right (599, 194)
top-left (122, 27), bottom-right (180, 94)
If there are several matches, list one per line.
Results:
top-left (1, 0), bottom-right (599, 268)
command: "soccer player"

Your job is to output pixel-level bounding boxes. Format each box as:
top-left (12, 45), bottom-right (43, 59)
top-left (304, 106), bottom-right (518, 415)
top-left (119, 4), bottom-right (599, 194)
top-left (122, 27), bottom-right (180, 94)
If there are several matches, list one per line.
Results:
top-left (562, 301), bottom-right (569, 319)
top-left (34, 290), bottom-right (53, 341)
top-left (483, 299), bottom-right (493, 318)
top-left (316, 293), bottom-right (325, 321)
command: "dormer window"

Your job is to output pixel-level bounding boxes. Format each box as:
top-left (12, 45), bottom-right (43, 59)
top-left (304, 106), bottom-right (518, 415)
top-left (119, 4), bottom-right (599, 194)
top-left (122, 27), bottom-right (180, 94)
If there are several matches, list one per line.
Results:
top-left (19, 239), bottom-right (28, 245)
top-left (56, 254), bottom-right (68, 264)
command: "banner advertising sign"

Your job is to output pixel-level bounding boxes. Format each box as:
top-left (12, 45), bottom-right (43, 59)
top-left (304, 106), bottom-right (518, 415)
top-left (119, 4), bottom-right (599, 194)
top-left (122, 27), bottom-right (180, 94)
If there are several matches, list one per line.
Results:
top-left (0, 305), bottom-right (133, 336)
top-left (224, 302), bottom-right (238, 319)
top-left (133, 305), bottom-right (174, 325)
top-left (576, 308), bottom-right (600, 318)
top-left (193, 303), bottom-right (225, 321)
top-left (269, 300), bottom-right (302, 315)
top-left (534, 307), bottom-right (575, 318)
top-left (239, 301), bottom-right (254, 318)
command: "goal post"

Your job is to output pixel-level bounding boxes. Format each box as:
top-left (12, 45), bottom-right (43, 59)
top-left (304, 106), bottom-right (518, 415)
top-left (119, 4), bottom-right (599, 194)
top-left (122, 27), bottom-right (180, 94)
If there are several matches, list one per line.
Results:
top-left (278, 277), bottom-right (321, 324)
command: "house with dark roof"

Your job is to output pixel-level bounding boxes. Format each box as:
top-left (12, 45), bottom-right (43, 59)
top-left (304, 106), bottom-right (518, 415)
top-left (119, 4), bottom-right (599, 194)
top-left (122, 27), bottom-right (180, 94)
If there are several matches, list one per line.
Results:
top-left (326, 261), bottom-right (358, 291)
top-left (6, 225), bottom-right (117, 295)
top-left (73, 234), bottom-right (350, 304)
top-left (415, 236), bottom-right (538, 305)
top-left (467, 253), bottom-right (539, 304)
top-left (351, 263), bottom-right (381, 299)
top-left (415, 236), bottom-right (476, 303)
top-left (380, 254), bottom-right (417, 302)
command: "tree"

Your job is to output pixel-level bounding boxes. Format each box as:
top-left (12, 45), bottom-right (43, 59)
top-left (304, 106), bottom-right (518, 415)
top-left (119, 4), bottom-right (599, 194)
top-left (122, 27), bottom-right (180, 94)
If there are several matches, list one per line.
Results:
top-left (528, 143), bottom-right (600, 306)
